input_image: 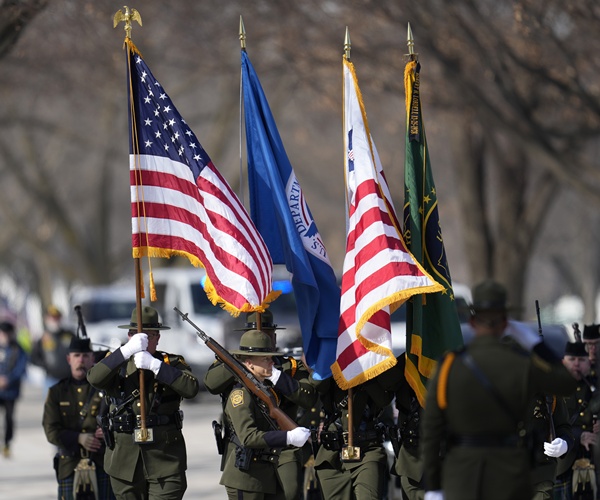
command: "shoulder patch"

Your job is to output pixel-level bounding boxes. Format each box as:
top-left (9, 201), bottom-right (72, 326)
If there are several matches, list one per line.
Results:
top-left (231, 389), bottom-right (244, 408)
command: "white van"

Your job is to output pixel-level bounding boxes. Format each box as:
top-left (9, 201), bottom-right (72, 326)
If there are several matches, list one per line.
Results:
top-left (69, 283), bottom-right (137, 351)
top-left (149, 267), bottom-right (231, 386)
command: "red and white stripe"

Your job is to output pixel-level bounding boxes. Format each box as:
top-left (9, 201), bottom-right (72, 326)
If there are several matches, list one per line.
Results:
top-left (130, 154), bottom-right (273, 312)
top-left (332, 58), bottom-right (442, 389)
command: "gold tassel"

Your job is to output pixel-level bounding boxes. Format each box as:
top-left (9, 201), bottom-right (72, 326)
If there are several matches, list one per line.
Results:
top-left (150, 271), bottom-right (157, 302)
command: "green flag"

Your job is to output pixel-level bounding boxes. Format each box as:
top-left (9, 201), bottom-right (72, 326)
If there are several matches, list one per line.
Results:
top-left (403, 60), bottom-right (464, 407)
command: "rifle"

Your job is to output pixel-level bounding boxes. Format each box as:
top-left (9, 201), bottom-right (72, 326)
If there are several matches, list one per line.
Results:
top-left (174, 307), bottom-right (297, 431)
top-left (536, 300), bottom-right (556, 441)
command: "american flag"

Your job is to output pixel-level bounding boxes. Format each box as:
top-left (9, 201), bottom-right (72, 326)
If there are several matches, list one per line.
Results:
top-left (331, 57), bottom-right (443, 389)
top-left (126, 41), bottom-right (274, 314)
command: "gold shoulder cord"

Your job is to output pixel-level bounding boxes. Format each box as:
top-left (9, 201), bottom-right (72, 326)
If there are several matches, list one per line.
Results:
top-left (437, 353), bottom-right (456, 410)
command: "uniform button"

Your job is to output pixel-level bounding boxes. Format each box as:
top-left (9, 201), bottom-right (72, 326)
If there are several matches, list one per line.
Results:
top-left (311, 408), bottom-right (317, 413)
top-left (581, 412), bottom-right (585, 417)
top-left (578, 399), bottom-right (583, 403)
top-left (79, 402), bottom-right (83, 407)
top-left (137, 402), bottom-right (141, 407)
top-left (77, 387), bottom-right (82, 393)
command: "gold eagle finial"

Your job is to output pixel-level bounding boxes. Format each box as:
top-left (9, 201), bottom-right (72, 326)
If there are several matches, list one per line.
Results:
top-left (113, 6), bottom-right (142, 39)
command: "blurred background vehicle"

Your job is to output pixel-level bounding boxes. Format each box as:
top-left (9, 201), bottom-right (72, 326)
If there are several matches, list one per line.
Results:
top-left (69, 283), bottom-right (136, 352)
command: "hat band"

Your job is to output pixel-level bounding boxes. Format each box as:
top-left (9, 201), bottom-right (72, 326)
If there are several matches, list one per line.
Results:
top-left (244, 323), bottom-right (276, 329)
top-left (128, 322), bottom-right (163, 329)
top-left (239, 346), bottom-right (274, 353)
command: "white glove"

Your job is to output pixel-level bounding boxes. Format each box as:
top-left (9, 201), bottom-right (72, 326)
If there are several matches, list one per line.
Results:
top-left (544, 437), bottom-right (568, 457)
top-left (133, 351), bottom-right (162, 375)
top-left (424, 492), bottom-right (445, 500)
top-left (120, 333), bottom-right (148, 359)
top-left (267, 367), bottom-right (282, 385)
top-left (505, 320), bottom-right (541, 351)
top-left (286, 427), bottom-right (311, 447)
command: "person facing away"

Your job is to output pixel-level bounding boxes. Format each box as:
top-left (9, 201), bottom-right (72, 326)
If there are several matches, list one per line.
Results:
top-left (204, 310), bottom-right (317, 500)
top-left (42, 334), bottom-right (115, 500)
top-left (421, 279), bottom-right (577, 500)
top-left (0, 321), bottom-right (28, 458)
top-left (219, 328), bottom-right (311, 499)
top-left (31, 305), bottom-right (76, 387)
top-left (87, 306), bottom-right (199, 500)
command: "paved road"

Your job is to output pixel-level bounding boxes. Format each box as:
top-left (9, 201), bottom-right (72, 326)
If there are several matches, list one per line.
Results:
top-left (0, 370), bottom-right (225, 499)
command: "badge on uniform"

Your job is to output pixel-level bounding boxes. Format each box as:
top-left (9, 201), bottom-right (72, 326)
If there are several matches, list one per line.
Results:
top-left (231, 389), bottom-right (244, 408)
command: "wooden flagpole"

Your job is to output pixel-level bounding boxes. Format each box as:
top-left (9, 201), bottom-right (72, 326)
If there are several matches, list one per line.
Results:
top-left (114, 5), bottom-right (149, 442)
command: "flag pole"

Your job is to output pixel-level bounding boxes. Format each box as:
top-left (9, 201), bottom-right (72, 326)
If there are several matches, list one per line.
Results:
top-left (238, 16), bottom-right (261, 333)
top-left (114, 5), bottom-right (150, 442)
top-left (341, 26), bottom-right (360, 463)
top-left (238, 15), bottom-right (247, 204)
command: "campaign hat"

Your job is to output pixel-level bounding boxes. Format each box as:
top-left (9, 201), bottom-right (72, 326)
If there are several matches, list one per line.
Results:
top-left (235, 309), bottom-right (285, 331)
top-left (470, 280), bottom-right (516, 313)
top-left (118, 306), bottom-right (170, 330)
top-left (230, 329), bottom-right (283, 356)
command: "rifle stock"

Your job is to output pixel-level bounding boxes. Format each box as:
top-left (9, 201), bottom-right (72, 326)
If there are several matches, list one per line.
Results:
top-left (174, 307), bottom-right (297, 431)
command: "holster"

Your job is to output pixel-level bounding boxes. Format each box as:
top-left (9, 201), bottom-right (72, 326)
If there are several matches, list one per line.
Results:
top-left (96, 414), bottom-right (115, 450)
top-left (212, 420), bottom-right (224, 455)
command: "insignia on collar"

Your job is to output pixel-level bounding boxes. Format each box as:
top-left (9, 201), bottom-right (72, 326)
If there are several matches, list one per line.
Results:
top-left (231, 389), bottom-right (244, 408)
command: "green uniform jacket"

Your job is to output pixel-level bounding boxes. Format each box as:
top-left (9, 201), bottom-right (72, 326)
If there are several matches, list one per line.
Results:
top-left (312, 364), bottom-right (402, 472)
top-left (87, 349), bottom-right (199, 482)
top-left (42, 377), bottom-right (106, 480)
top-left (204, 355), bottom-right (317, 468)
top-left (528, 394), bottom-right (573, 484)
top-left (422, 336), bottom-right (578, 500)
top-left (219, 384), bottom-right (288, 494)
top-left (559, 376), bottom-right (597, 473)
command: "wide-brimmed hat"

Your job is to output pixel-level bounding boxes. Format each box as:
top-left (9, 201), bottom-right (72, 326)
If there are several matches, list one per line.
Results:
top-left (68, 336), bottom-right (93, 353)
top-left (230, 329), bottom-right (283, 356)
top-left (564, 341), bottom-right (588, 357)
top-left (118, 306), bottom-right (170, 330)
top-left (235, 309), bottom-right (285, 331)
top-left (470, 280), bottom-right (516, 313)
top-left (583, 324), bottom-right (600, 341)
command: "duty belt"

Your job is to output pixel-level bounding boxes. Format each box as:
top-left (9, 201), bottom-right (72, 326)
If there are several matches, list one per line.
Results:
top-left (449, 433), bottom-right (523, 448)
top-left (320, 429), bottom-right (382, 451)
top-left (111, 411), bottom-right (183, 433)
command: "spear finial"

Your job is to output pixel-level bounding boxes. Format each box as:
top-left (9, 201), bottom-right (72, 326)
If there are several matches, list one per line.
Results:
top-left (113, 5), bottom-right (142, 40)
top-left (239, 15), bottom-right (247, 51)
top-left (344, 26), bottom-right (351, 60)
top-left (406, 22), bottom-right (418, 60)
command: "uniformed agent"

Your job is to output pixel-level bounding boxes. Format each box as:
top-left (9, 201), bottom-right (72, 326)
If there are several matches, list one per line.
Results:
top-left (582, 323), bottom-right (600, 371)
top-left (87, 306), bottom-right (199, 500)
top-left (421, 280), bottom-right (578, 500)
top-left (311, 362), bottom-right (402, 500)
top-left (205, 310), bottom-right (318, 500)
top-left (392, 354), bottom-right (425, 500)
top-left (554, 339), bottom-right (600, 498)
top-left (219, 328), bottom-right (311, 499)
top-left (43, 334), bottom-right (115, 499)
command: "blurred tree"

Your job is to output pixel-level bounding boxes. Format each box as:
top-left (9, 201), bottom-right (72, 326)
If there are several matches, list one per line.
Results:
top-left (0, 0), bottom-right (599, 323)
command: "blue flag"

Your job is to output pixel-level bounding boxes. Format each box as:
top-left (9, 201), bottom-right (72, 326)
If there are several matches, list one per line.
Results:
top-left (241, 51), bottom-right (340, 379)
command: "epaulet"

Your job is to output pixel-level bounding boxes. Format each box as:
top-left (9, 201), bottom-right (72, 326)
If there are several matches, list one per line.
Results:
top-left (436, 351), bottom-right (457, 410)
top-left (287, 356), bottom-right (298, 377)
top-left (160, 352), bottom-right (190, 369)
